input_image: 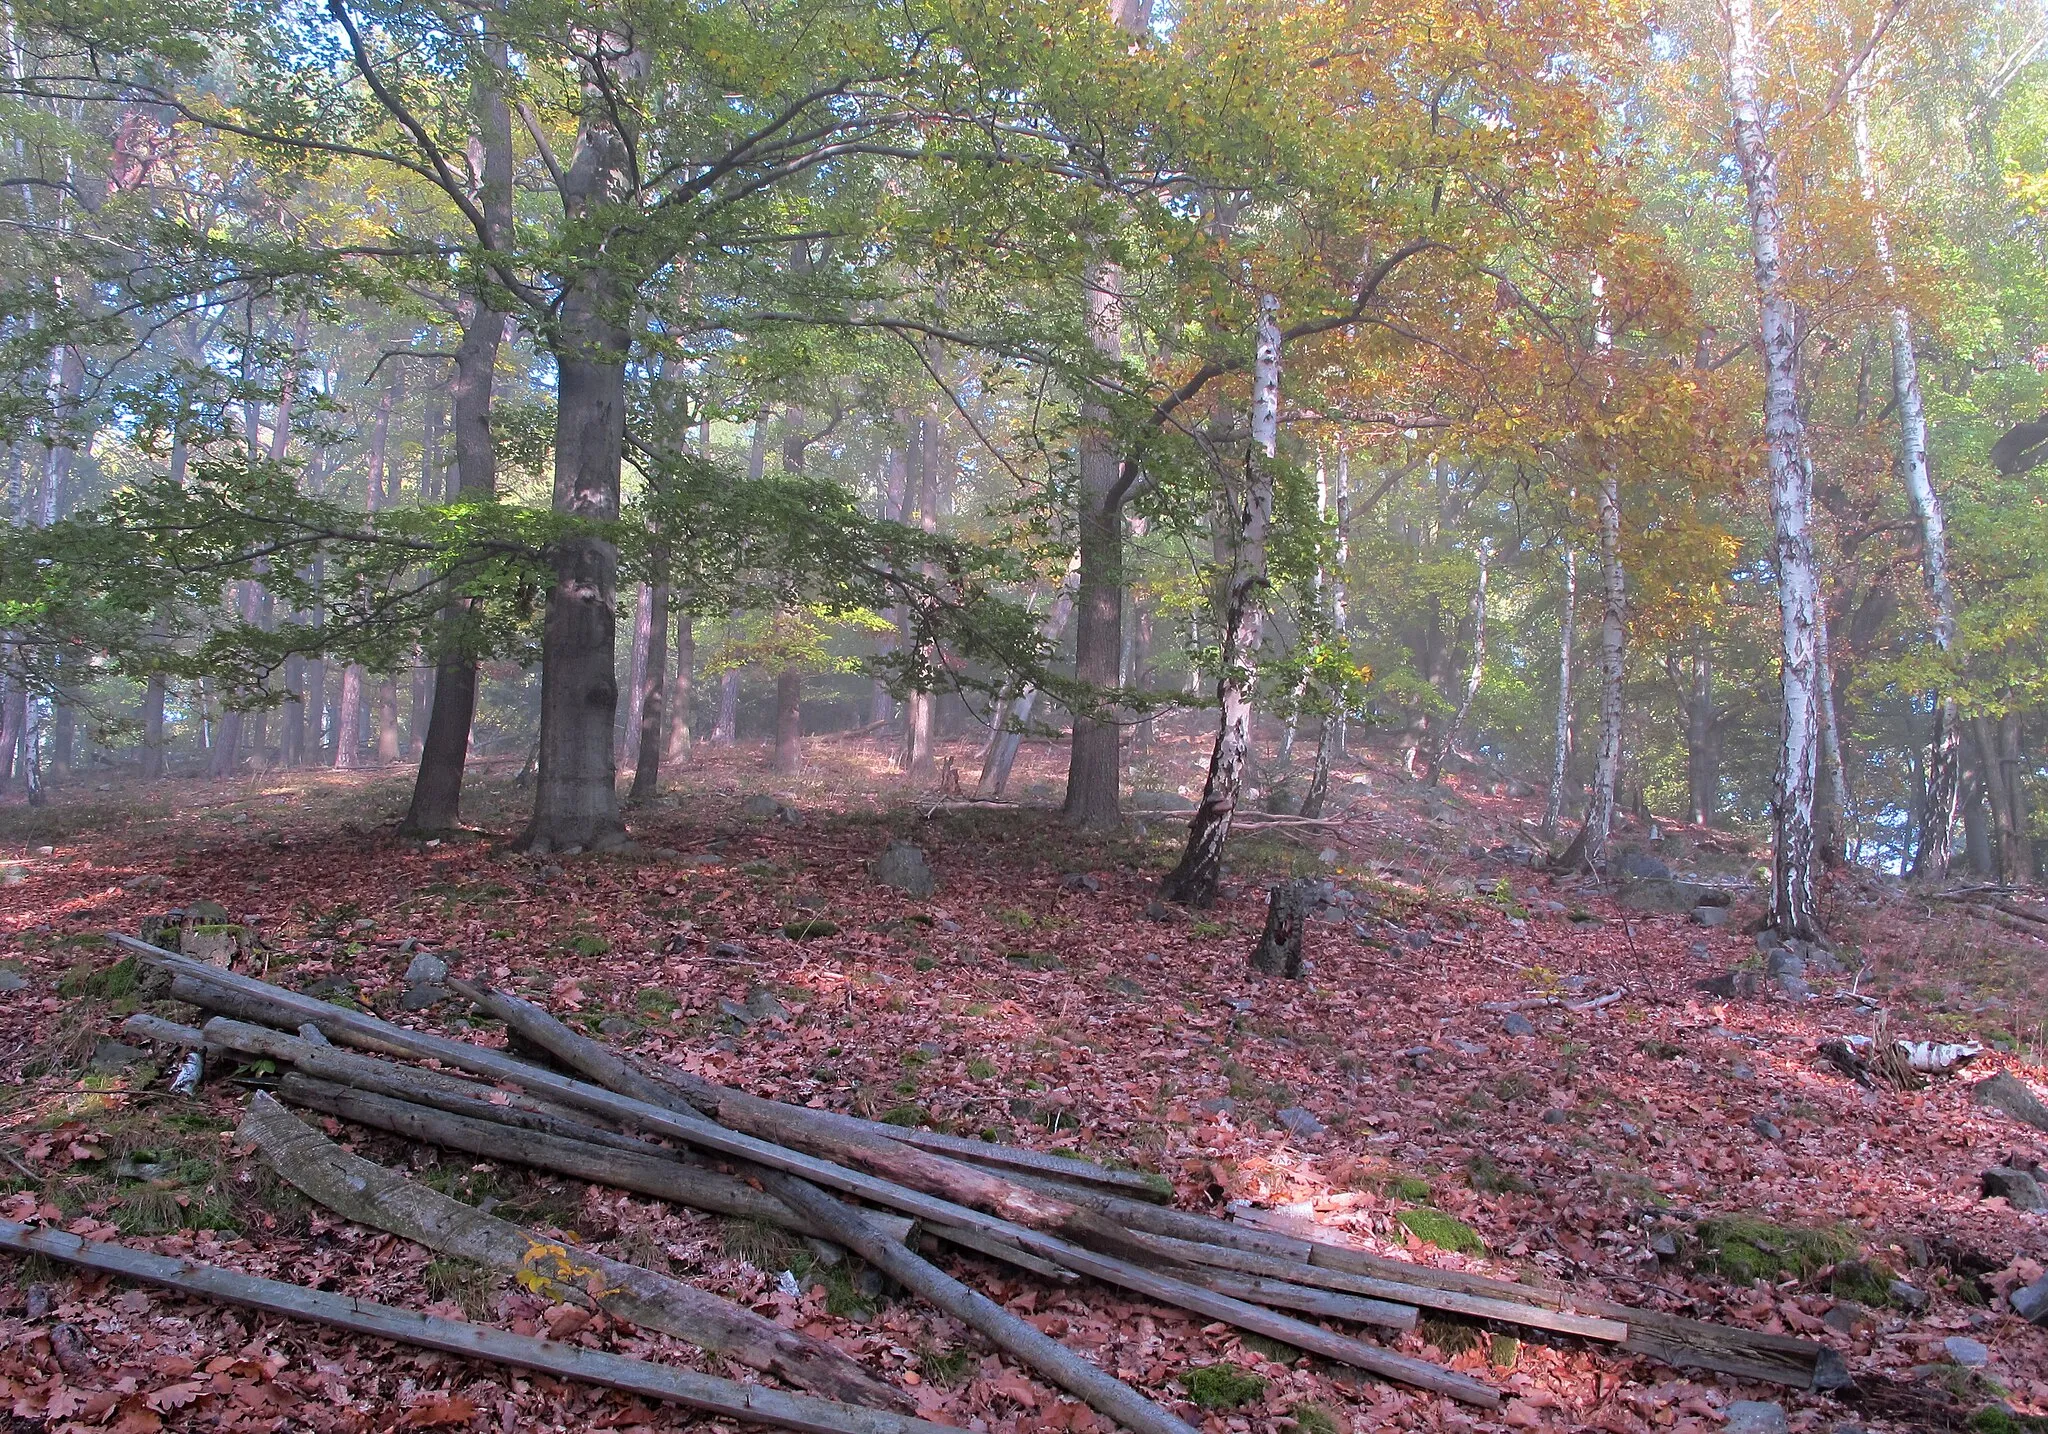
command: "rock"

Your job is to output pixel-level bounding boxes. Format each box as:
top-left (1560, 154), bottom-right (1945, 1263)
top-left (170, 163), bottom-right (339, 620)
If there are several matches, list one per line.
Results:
top-left (0, 969), bottom-right (24, 993)
top-left (717, 997), bottom-right (754, 1025)
top-left (1060, 872), bottom-right (1101, 893)
top-left (1, 863), bottom-right (21, 886)
top-left (870, 842), bottom-right (936, 898)
top-left (33, 844), bottom-right (54, 857)
top-left (1318, 847), bottom-right (1339, 865)
top-left (1198, 1096), bottom-right (1237, 1115)
top-left (403, 951), bottom-right (449, 985)
top-left (1973, 1072), bottom-right (2048, 1133)
top-left (598, 1016), bottom-right (632, 1037)
top-left (1981, 1165), bottom-right (2047, 1211)
top-left (1765, 949), bottom-right (1806, 979)
top-left (1723, 1401), bottom-right (1789, 1434)
top-left (740, 795), bottom-right (800, 824)
top-left (1619, 877), bottom-right (1721, 913)
top-left (1942, 1335), bottom-right (1990, 1368)
top-left (1888, 1279), bottom-right (1928, 1312)
top-left (743, 986), bottom-right (790, 1024)
top-left (1731, 1060), bottom-right (1756, 1081)
top-left (1615, 850), bottom-right (1673, 880)
top-left (1501, 1011), bottom-right (1538, 1038)
top-left (1777, 975), bottom-right (1812, 1002)
top-left (1822, 1302), bottom-right (1863, 1334)
top-left (1617, 1120), bottom-right (1641, 1139)
top-left (1541, 1108), bottom-right (1569, 1125)
top-left (1439, 876), bottom-right (1478, 900)
top-left (1697, 968), bottom-right (1761, 1000)
top-left (2010, 1273), bottom-right (2048, 1323)
top-left (180, 923), bottom-right (243, 967)
top-left (1276, 1106), bottom-right (1327, 1138)
top-left (710, 941), bottom-right (749, 960)
top-left (121, 873), bottom-right (166, 893)
top-left (1691, 904), bottom-right (1729, 927)
top-left (1402, 928), bottom-right (1430, 949)
top-left (1749, 1114), bottom-right (1783, 1142)
top-left (399, 984), bottom-right (448, 1012)
top-left (89, 1039), bottom-right (150, 1072)
top-left (1756, 928), bottom-right (1786, 953)
top-left (1144, 899), bottom-right (1175, 922)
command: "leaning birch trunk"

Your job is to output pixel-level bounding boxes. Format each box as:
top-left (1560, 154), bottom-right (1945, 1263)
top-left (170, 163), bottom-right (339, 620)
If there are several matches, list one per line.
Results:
top-left (1727, 0), bottom-right (1823, 937)
top-left (979, 552), bottom-right (1080, 797)
top-left (1815, 608), bottom-right (1850, 863)
top-left (1429, 540), bottom-right (1489, 784)
top-left (237, 1094), bottom-right (910, 1411)
top-left (1852, 81), bottom-right (1958, 879)
top-left (1164, 295), bottom-right (1282, 907)
top-left (1543, 543), bottom-right (1576, 837)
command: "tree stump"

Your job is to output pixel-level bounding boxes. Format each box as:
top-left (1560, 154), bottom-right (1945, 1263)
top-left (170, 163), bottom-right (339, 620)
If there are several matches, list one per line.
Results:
top-left (1250, 881), bottom-right (1311, 978)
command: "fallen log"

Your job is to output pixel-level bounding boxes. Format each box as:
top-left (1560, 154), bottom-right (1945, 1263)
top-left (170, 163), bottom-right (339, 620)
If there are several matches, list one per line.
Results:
top-left (1173, 1266), bottom-right (1417, 1333)
top-left (764, 1173), bottom-right (1198, 1434)
top-left (237, 1093), bottom-right (909, 1412)
top-left (0, 1220), bottom-right (952, 1434)
top-left (455, 980), bottom-right (1155, 1258)
top-left (146, 947), bottom-right (1498, 1404)
top-left (276, 1075), bottom-right (915, 1250)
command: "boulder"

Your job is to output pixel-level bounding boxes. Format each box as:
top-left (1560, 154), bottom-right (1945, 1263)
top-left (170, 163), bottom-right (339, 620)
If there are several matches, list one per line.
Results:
top-left (1973, 1072), bottom-right (2048, 1133)
top-left (2011, 1272), bottom-right (2048, 1323)
top-left (1060, 872), bottom-right (1101, 893)
top-left (870, 842), bottom-right (936, 898)
top-left (740, 794), bottom-right (800, 824)
top-left (89, 1039), bottom-right (150, 1073)
top-left (1615, 849), bottom-right (1673, 880)
top-left (1942, 1336), bottom-right (1989, 1368)
top-left (0, 969), bottom-right (26, 993)
top-left (1618, 877), bottom-right (1717, 913)
top-left (1981, 1165), bottom-right (2046, 1211)
top-left (403, 951), bottom-right (449, 985)
top-left (1887, 1279), bottom-right (1928, 1311)
top-left (1501, 1011), bottom-right (1537, 1038)
top-left (1276, 1106), bottom-right (1327, 1138)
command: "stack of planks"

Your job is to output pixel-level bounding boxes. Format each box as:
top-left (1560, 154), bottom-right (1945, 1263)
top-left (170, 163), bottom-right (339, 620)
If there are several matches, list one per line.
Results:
top-left (70, 934), bottom-right (1840, 1431)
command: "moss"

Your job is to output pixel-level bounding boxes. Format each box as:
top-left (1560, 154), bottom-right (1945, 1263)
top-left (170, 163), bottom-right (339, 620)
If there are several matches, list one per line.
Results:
top-left (1181, 1364), bottom-right (1267, 1410)
top-left (784, 918), bottom-right (840, 940)
top-left (564, 932), bottom-right (610, 957)
top-left (1384, 1173), bottom-right (1434, 1202)
top-left (1465, 1153), bottom-right (1533, 1195)
top-left (1828, 1257), bottom-right (1895, 1306)
top-left (911, 955), bottom-right (938, 972)
top-left (1693, 1215), bottom-right (1858, 1285)
top-left (1971, 1408), bottom-right (2048, 1433)
top-left (634, 987), bottom-right (679, 1015)
top-left (1290, 1404), bottom-right (1341, 1434)
top-left (1238, 1333), bottom-right (1303, 1364)
top-left (1488, 1335), bottom-right (1521, 1370)
top-left (966, 1058), bottom-right (997, 1079)
top-left (878, 1105), bottom-right (928, 1127)
top-left (424, 1257), bottom-right (501, 1320)
top-left (917, 1343), bottom-right (973, 1389)
top-left (1397, 1209), bottom-right (1484, 1255)
top-left (722, 1218), bottom-right (807, 1273)
top-left (58, 954), bottom-right (140, 1003)
top-left (1419, 1315), bottom-right (1483, 1356)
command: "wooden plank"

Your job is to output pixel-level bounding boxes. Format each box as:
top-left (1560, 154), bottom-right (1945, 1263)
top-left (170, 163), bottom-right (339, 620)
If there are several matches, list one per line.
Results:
top-left (143, 951), bottom-right (1501, 1407)
top-left (0, 1220), bottom-right (954, 1434)
top-left (1175, 1266), bottom-right (1417, 1334)
top-left (765, 1173), bottom-right (1198, 1434)
top-left (238, 1093), bottom-right (908, 1411)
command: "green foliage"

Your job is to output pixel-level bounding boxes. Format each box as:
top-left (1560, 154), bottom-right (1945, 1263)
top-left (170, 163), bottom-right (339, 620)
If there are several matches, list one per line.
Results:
top-left (1397, 1209), bottom-right (1484, 1255)
top-left (1180, 1364), bottom-right (1267, 1411)
top-left (1691, 1215), bottom-right (1860, 1286)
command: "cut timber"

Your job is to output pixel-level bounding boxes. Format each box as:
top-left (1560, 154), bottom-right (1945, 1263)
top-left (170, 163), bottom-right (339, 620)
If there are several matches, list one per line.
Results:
top-left (143, 947), bottom-right (1498, 1406)
top-left (1177, 1265), bottom-right (1416, 1333)
top-left (277, 1075), bottom-right (915, 1249)
top-left (459, 979), bottom-right (1152, 1255)
top-left (765, 1173), bottom-right (1198, 1434)
top-left (237, 1093), bottom-right (908, 1411)
top-left (123, 1012), bottom-right (208, 1047)
top-left (0, 1220), bottom-right (952, 1434)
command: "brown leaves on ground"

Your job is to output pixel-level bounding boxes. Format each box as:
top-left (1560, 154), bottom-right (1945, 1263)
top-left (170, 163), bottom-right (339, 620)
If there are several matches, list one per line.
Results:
top-left (2, 736), bottom-right (2047, 1432)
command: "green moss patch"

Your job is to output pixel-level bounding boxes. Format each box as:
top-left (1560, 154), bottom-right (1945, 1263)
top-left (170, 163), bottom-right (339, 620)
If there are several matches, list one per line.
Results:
top-left (784, 918), bottom-right (840, 940)
top-left (1290, 1403), bottom-right (1341, 1434)
top-left (1397, 1209), bottom-right (1484, 1255)
top-left (1692, 1214), bottom-right (1859, 1285)
top-left (1181, 1364), bottom-right (1267, 1410)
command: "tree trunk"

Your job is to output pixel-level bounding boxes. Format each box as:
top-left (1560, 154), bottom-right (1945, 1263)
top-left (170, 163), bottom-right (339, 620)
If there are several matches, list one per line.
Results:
top-left (629, 583), bottom-right (668, 800)
top-left (0, 679), bottom-right (21, 791)
top-left (1728, 0), bottom-right (1822, 937)
top-left (1165, 296), bottom-right (1280, 907)
top-left (1249, 881), bottom-right (1310, 978)
top-left (898, 414), bottom-right (941, 777)
top-left (1063, 272), bottom-right (1127, 828)
top-left (1542, 545), bottom-right (1576, 837)
top-left (376, 678), bottom-right (401, 763)
top-left (1962, 766), bottom-right (1992, 876)
top-left (280, 657), bottom-right (304, 769)
top-left (517, 43), bottom-right (641, 854)
top-left (713, 668), bottom-right (738, 744)
top-left (772, 669), bottom-right (804, 774)
top-left (980, 558), bottom-right (1082, 797)
top-left (1429, 541), bottom-right (1489, 784)
top-left (407, 662), bottom-right (431, 759)
top-left (663, 611), bottom-right (693, 770)
top-left (1852, 91), bottom-right (1960, 880)
top-left (1567, 474), bottom-right (1624, 871)
top-left (620, 581), bottom-right (653, 765)
top-left (1815, 609), bottom-right (1850, 864)
top-left (402, 44), bottom-right (512, 834)
top-left (141, 673), bottom-right (167, 780)
top-left (1685, 640), bottom-right (1718, 827)
top-left (2001, 712), bottom-right (2033, 880)
top-left (333, 666), bottom-right (365, 770)
top-left (1330, 447), bottom-right (1351, 759)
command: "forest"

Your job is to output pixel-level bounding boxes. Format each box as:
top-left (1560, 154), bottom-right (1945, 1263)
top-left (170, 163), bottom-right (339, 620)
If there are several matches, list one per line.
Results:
top-left (2, 0), bottom-right (2048, 1430)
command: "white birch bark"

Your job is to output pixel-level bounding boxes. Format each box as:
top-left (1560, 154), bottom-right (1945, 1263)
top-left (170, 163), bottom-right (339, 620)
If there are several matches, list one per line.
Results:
top-left (978, 551), bottom-right (1082, 797)
top-left (1853, 83), bottom-right (1958, 878)
top-left (1728, 0), bottom-right (1823, 937)
top-left (1543, 543), bottom-right (1577, 837)
top-left (1331, 447), bottom-right (1352, 759)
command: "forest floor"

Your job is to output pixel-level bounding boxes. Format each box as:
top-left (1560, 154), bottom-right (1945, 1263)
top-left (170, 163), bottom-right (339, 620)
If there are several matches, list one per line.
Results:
top-left (2, 725), bottom-right (2046, 1434)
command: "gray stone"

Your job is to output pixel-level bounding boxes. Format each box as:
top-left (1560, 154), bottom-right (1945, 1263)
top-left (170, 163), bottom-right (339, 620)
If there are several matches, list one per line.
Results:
top-left (0, 969), bottom-right (26, 993)
top-left (1942, 1335), bottom-right (1990, 1368)
top-left (1318, 847), bottom-right (1339, 865)
top-left (1765, 949), bottom-right (1806, 979)
top-left (89, 1039), bottom-right (150, 1072)
top-left (1541, 1107), bottom-right (1569, 1125)
top-left (33, 844), bottom-right (54, 856)
top-left (399, 984), bottom-right (448, 1012)
top-left (1060, 872), bottom-right (1101, 893)
top-left (1749, 1114), bottom-right (1783, 1142)
top-left (1198, 1096), bottom-right (1237, 1115)
top-left (1777, 975), bottom-right (1812, 1002)
top-left (2010, 1273), bottom-right (2048, 1323)
top-left (1617, 1120), bottom-right (1641, 1139)
top-left (1756, 928), bottom-right (1786, 953)
top-left (1822, 1302), bottom-right (1863, 1334)
top-left (1732, 1060), bottom-right (1757, 1081)
top-left (743, 985), bottom-right (790, 1025)
top-left (1723, 1401), bottom-right (1789, 1434)
top-left (740, 794), bottom-right (799, 824)
top-left (1501, 1011), bottom-right (1537, 1038)
top-left (1981, 1165), bottom-right (2047, 1211)
top-left (871, 842), bottom-right (936, 898)
top-left (1403, 929), bottom-right (1430, 949)
top-left (1276, 1106), bottom-right (1327, 1138)
top-left (1691, 904), bottom-right (1729, 927)
top-left (403, 950), bottom-right (449, 985)
top-left (1974, 1071), bottom-right (2048, 1133)
top-left (1, 864), bottom-right (22, 886)
top-left (122, 873), bottom-right (166, 893)
top-left (598, 1015), bottom-right (632, 1037)
top-left (1438, 876), bottom-right (1478, 900)
top-left (1616, 850), bottom-right (1673, 880)
top-left (1888, 1279), bottom-right (1928, 1311)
